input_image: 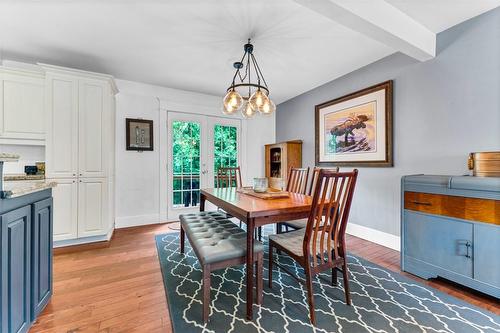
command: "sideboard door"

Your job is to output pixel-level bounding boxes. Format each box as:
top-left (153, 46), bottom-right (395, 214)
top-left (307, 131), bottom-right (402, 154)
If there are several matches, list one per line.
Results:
top-left (0, 205), bottom-right (31, 333)
top-left (473, 223), bottom-right (500, 288)
top-left (404, 211), bottom-right (473, 277)
top-left (31, 198), bottom-right (53, 320)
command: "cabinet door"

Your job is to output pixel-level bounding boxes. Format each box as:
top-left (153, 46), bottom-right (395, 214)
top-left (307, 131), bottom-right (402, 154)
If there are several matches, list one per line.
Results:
top-left (45, 74), bottom-right (79, 178)
top-left (404, 210), bottom-right (473, 277)
top-left (50, 179), bottom-right (78, 241)
top-left (0, 205), bottom-right (31, 333)
top-left (31, 198), bottom-right (53, 320)
top-left (78, 79), bottom-right (108, 178)
top-left (474, 223), bottom-right (500, 288)
top-left (78, 178), bottom-right (108, 237)
top-left (0, 72), bottom-right (45, 141)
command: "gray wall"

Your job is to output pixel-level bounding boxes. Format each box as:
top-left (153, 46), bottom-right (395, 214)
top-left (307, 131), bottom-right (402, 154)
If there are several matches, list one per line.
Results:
top-left (276, 8), bottom-right (500, 237)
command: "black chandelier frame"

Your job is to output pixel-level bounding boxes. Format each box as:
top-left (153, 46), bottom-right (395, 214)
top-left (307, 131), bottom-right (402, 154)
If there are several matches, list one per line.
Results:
top-left (226, 39), bottom-right (270, 99)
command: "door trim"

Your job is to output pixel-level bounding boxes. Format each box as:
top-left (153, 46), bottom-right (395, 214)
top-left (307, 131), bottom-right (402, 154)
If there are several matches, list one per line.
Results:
top-left (160, 111), bottom-right (244, 222)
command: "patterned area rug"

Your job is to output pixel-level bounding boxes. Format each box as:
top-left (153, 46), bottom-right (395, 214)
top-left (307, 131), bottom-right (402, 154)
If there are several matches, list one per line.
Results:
top-left (155, 232), bottom-right (500, 333)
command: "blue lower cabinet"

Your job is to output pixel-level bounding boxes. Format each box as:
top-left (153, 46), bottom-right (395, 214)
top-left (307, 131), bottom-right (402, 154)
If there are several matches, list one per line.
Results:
top-left (404, 210), bottom-right (473, 278)
top-left (1, 193), bottom-right (53, 333)
top-left (31, 198), bottom-right (53, 320)
top-left (473, 223), bottom-right (500, 288)
top-left (1, 205), bottom-right (31, 333)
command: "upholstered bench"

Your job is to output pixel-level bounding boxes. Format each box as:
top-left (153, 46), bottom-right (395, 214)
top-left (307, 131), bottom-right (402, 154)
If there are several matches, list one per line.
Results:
top-left (179, 212), bottom-right (264, 323)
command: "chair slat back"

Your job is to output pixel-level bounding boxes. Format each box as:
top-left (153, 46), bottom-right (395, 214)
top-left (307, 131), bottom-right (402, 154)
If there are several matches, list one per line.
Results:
top-left (286, 167), bottom-right (310, 194)
top-left (307, 167), bottom-right (339, 196)
top-left (304, 169), bottom-right (358, 268)
top-left (216, 167), bottom-right (242, 188)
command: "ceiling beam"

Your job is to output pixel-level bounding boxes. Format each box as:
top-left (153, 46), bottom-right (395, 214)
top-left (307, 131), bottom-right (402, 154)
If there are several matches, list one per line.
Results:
top-left (293, 0), bottom-right (436, 61)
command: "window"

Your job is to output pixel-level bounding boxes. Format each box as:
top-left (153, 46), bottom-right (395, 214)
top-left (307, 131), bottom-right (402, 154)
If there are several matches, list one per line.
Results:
top-left (172, 121), bottom-right (200, 207)
top-left (213, 124), bottom-right (238, 186)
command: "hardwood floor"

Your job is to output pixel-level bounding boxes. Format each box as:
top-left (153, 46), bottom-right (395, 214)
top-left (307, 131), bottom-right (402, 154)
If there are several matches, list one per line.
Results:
top-left (31, 223), bottom-right (499, 332)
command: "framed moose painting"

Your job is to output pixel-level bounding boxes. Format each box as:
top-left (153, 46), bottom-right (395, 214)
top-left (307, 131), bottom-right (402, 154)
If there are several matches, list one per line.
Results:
top-left (315, 80), bottom-right (393, 167)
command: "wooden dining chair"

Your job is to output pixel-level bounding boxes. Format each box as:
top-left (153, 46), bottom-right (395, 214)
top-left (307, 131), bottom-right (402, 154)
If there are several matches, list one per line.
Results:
top-left (276, 167), bottom-right (310, 234)
top-left (215, 167), bottom-right (242, 188)
top-left (215, 166), bottom-right (263, 240)
top-left (286, 167), bottom-right (310, 194)
top-left (282, 167), bottom-right (339, 232)
top-left (268, 169), bottom-right (358, 325)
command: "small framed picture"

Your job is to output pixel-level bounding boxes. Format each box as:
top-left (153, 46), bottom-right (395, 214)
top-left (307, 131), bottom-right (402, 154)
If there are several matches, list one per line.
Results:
top-left (126, 118), bottom-right (154, 151)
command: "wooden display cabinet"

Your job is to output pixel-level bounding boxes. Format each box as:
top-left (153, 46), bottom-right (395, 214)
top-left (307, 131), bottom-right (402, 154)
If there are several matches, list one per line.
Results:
top-left (265, 140), bottom-right (302, 190)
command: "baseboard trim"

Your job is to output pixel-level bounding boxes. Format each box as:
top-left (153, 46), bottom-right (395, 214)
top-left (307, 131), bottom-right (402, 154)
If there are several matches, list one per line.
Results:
top-left (115, 213), bottom-right (160, 229)
top-left (346, 222), bottom-right (400, 251)
top-left (54, 228), bottom-right (115, 253)
top-left (54, 238), bottom-right (111, 254)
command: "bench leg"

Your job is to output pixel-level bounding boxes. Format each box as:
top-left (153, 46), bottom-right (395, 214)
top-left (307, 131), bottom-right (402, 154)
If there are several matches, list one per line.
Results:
top-left (180, 225), bottom-right (185, 254)
top-left (256, 253), bottom-right (263, 305)
top-left (202, 265), bottom-right (211, 323)
top-left (268, 244), bottom-right (273, 289)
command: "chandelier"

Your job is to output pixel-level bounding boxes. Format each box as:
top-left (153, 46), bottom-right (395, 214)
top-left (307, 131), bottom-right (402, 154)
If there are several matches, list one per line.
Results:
top-left (222, 39), bottom-right (275, 118)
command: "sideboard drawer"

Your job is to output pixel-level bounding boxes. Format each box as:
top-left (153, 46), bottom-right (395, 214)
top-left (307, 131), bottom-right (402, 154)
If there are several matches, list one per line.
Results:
top-left (404, 191), bottom-right (499, 225)
top-left (404, 210), bottom-right (473, 278)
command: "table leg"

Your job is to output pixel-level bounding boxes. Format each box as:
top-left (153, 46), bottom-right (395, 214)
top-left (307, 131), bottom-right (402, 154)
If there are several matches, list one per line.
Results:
top-left (246, 217), bottom-right (254, 320)
top-left (200, 193), bottom-right (206, 212)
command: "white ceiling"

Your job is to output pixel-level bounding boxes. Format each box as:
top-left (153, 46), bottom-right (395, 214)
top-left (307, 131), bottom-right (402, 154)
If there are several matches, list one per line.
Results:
top-left (0, 0), bottom-right (498, 103)
top-left (385, 0), bottom-right (500, 33)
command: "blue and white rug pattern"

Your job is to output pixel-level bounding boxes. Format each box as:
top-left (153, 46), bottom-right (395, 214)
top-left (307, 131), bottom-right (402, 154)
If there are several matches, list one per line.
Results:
top-left (155, 232), bottom-right (500, 333)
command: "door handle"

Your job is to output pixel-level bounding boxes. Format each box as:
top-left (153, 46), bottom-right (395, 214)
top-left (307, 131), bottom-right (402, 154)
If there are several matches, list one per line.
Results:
top-left (465, 241), bottom-right (471, 259)
top-left (459, 240), bottom-right (472, 259)
top-left (201, 170), bottom-right (208, 175)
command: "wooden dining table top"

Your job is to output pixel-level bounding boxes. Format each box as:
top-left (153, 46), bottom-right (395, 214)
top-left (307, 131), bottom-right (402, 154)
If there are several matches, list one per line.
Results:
top-left (200, 187), bottom-right (314, 219)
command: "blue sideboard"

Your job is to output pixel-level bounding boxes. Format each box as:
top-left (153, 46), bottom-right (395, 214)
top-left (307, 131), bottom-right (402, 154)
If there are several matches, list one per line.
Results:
top-left (401, 175), bottom-right (499, 298)
top-left (0, 189), bottom-right (53, 333)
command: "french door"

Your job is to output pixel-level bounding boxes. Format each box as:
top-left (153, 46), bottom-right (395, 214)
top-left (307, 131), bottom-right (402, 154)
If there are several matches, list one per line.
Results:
top-left (166, 112), bottom-right (241, 219)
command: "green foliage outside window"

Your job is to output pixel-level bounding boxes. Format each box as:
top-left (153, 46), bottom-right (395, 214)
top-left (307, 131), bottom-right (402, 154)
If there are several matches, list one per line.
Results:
top-left (172, 121), bottom-right (200, 206)
top-left (214, 125), bottom-right (238, 186)
top-left (171, 122), bottom-right (238, 206)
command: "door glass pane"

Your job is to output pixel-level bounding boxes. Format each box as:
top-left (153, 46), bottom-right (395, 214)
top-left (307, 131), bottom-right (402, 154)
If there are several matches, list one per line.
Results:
top-left (213, 124), bottom-right (238, 186)
top-left (172, 121), bottom-right (200, 208)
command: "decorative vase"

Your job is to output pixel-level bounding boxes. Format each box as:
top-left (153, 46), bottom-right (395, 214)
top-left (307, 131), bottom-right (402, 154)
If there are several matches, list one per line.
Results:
top-left (253, 178), bottom-right (268, 193)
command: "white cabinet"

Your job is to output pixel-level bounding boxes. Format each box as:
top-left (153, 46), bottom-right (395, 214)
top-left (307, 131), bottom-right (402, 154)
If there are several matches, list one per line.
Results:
top-left (51, 178), bottom-right (78, 241)
top-left (45, 74), bottom-right (79, 178)
top-left (78, 79), bottom-right (108, 178)
top-left (44, 67), bottom-right (115, 180)
top-left (42, 64), bottom-right (117, 245)
top-left (77, 178), bottom-right (108, 237)
top-left (50, 178), bottom-right (110, 241)
top-left (0, 68), bottom-right (45, 144)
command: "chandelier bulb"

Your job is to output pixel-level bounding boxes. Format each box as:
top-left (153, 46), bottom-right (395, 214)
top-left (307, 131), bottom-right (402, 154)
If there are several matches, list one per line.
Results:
top-left (223, 90), bottom-right (243, 114)
top-left (249, 89), bottom-right (269, 112)
top-left (259, 97), bottom-right (276, 115)
top-left (241, 101), bottom-right (256, 119)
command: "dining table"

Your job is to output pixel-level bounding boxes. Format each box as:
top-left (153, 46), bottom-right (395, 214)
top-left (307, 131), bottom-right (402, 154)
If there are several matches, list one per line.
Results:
top-left (199, 187), bottom-right (314, 320)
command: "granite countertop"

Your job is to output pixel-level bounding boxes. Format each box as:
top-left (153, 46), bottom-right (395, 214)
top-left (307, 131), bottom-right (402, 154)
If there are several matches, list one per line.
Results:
top-left (1, 180), bottom-right (57, 199)
top-left (0, 153), bottom-right (20, 162)
top-left (3, 173), bottom-right (46, 181)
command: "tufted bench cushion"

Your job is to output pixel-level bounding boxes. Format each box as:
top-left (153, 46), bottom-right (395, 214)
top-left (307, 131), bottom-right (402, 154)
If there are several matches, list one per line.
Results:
top-left (180, 214), bottom-right (264, 265)
top-left (180, 211), bottom-right (228, 222)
